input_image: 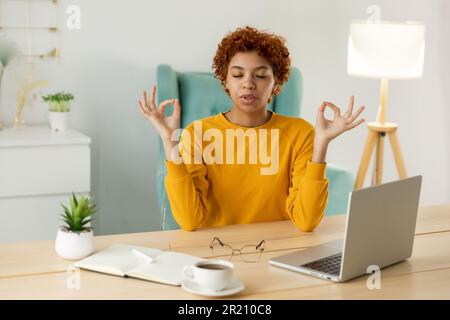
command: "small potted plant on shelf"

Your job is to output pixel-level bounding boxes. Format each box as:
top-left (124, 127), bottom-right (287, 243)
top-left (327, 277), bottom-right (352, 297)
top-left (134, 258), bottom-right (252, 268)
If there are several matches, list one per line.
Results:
top-left (42, 91), bottom-right (74, 131)
top-left (55, 193), bottom-right (96, 260)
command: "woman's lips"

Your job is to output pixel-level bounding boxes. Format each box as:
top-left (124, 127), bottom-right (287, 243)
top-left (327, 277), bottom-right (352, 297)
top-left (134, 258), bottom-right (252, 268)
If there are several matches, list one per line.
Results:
top-left (240, 95), bottom-right (257, 104)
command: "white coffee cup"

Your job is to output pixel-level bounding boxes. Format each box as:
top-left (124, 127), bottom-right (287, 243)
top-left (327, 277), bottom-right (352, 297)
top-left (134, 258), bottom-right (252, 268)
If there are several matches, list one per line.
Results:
top-left (182, 260), bottom-right (234, 292)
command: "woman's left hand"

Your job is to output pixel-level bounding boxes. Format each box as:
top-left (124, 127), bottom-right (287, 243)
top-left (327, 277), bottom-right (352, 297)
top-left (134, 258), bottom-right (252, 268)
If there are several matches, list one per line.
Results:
top-left (314, 96), bottom-right (366, 144)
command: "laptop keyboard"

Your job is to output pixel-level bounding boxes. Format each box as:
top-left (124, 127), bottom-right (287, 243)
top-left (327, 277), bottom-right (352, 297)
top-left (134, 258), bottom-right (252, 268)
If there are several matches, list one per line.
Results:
top-left (301, 253), bottom-right (342, 276)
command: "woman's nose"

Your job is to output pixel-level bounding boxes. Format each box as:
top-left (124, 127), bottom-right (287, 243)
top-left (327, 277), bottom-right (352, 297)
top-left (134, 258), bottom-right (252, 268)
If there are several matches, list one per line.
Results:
top-left (242, 78), bottom-right (256, 90)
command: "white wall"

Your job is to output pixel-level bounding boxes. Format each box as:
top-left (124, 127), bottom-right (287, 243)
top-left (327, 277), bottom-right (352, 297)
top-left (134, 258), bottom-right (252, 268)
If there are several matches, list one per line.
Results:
top-left (1, 0), bottom-right (448, 236)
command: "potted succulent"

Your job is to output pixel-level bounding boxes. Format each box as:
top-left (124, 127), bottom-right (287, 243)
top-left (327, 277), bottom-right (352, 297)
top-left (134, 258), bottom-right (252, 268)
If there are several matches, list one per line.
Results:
top-left (42, 91), bottom-right (74, 131)
top-left (55, 193), bottom-right (96, 260)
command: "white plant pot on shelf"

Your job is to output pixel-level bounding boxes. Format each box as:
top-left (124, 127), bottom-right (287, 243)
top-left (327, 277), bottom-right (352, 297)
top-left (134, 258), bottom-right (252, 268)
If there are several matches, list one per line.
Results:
top-left (55, 228), bottom-right (94, 260)
top-left (47, 112), bottom-right (69, 132)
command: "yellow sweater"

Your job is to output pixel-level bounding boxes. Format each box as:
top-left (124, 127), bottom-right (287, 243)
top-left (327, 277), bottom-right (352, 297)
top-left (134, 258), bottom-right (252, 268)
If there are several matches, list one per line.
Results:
top-left (165, 111), bottom-right (328, 232)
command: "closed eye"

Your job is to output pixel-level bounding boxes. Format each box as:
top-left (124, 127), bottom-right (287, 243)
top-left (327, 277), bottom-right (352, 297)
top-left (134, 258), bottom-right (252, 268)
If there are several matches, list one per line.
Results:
top-left (232, 75), bottom-right (266, 78)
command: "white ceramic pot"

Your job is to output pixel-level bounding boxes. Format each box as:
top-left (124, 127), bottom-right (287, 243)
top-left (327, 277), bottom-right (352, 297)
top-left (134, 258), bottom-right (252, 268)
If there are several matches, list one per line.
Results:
top-left (47, 111), bottom-right (69, 132)
top-left (55, 228), bottom-right (94, 260)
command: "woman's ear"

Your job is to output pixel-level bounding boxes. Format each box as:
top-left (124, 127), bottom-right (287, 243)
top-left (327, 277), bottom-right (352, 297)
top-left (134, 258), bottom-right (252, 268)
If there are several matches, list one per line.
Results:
top-left (271, 84), bottom-right (280, 96)
top-left (224, 81), bottom-right (230, 95)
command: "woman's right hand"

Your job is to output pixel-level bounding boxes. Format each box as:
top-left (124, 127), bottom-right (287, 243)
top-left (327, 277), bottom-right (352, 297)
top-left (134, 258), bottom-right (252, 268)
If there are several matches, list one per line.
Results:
top-left (137, 85), bottom-right (181, 141)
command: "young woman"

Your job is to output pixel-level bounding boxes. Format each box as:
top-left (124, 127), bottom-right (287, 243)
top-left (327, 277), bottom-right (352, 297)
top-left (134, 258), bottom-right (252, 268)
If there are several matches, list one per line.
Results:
top-left (137, 26), bottom-right (365, 232)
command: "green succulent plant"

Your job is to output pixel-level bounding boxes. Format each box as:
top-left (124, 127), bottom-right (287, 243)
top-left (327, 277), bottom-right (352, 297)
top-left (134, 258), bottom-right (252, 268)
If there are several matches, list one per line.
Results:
top-left (42, 91), bottom-right (74, 112)
top-left (60, 193), bottom-right (96, 234)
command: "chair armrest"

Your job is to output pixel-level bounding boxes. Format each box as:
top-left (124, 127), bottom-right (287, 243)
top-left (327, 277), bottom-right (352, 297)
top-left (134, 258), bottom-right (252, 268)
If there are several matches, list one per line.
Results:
top-left (325, 164), bottom-right (354, 215)
top-left (156, 144), bottom-right (181, 230)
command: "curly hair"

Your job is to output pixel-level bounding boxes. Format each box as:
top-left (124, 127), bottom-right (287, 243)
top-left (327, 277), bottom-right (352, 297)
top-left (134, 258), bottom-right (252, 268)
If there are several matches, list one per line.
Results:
top-left (212, 26), bottom-right (291, 100)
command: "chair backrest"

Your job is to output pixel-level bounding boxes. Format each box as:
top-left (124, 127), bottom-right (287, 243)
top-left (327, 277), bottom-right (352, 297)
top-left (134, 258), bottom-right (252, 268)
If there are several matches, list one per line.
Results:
top-left (155, 64), bottom-right (303, 230)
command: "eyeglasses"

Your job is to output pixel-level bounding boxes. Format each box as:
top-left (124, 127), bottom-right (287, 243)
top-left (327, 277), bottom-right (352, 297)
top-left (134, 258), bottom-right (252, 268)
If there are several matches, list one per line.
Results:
top-left (209, 237), bottom-right (265, 263)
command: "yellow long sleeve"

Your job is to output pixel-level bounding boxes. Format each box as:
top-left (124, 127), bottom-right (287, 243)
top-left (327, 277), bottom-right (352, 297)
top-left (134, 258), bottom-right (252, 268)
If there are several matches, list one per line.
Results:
top-left (164, 111), bottom-right (328, 232)
top-left (285, 128), bottom-right (328, 232)
top-left (165, 160), bottom-right (208, 231)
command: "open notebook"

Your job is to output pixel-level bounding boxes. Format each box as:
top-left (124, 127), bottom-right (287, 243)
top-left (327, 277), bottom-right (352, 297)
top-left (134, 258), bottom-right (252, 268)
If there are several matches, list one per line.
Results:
top-left (74, 244), bottom-right (204, 286)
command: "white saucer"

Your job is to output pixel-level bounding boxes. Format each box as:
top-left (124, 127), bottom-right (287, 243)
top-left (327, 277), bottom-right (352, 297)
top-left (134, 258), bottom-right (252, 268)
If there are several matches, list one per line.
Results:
top-left (181, 277), bottom-right (245, 297)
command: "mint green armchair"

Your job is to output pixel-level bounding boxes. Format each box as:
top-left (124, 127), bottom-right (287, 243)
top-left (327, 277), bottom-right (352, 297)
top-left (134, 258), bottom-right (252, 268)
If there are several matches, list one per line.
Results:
top-left (156, 64), bottom-right (353, 230)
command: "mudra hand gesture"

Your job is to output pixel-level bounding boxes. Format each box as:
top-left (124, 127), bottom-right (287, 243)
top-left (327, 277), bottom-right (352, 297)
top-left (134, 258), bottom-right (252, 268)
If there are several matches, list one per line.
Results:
top-left (137, 85), bottom-right (181, 142)
top-left (314, 96), bottom-right (365, 144)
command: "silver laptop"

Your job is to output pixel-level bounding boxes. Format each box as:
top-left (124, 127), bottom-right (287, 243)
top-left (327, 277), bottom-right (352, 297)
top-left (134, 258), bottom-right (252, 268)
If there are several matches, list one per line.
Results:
top-left (269, 175), bottom-right (422, 282)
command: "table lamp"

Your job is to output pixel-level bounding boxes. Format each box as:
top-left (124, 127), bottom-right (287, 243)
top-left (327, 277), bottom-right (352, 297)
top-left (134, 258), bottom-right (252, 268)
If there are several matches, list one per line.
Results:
top-left (347, 20), bottom-right (425, 189)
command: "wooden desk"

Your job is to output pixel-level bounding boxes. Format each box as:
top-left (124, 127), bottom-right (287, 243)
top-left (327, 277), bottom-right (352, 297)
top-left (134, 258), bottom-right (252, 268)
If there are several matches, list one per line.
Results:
top-left (1, 205), bottom-right (449, 299)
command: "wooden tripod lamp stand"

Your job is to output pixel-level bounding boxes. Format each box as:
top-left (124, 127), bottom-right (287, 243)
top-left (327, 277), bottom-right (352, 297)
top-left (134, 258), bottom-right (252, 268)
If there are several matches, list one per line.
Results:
top-left (347, 20), bottom-right (426, 190)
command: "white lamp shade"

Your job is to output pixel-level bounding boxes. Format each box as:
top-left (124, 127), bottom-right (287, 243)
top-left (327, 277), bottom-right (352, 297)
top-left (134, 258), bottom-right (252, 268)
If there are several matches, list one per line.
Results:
top-left (347, 20), bottom-right (425, 79)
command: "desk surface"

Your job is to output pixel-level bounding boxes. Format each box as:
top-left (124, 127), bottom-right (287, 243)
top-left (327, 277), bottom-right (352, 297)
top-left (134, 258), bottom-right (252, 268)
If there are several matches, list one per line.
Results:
top-left (1, 205), bottom-right (450, 299)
